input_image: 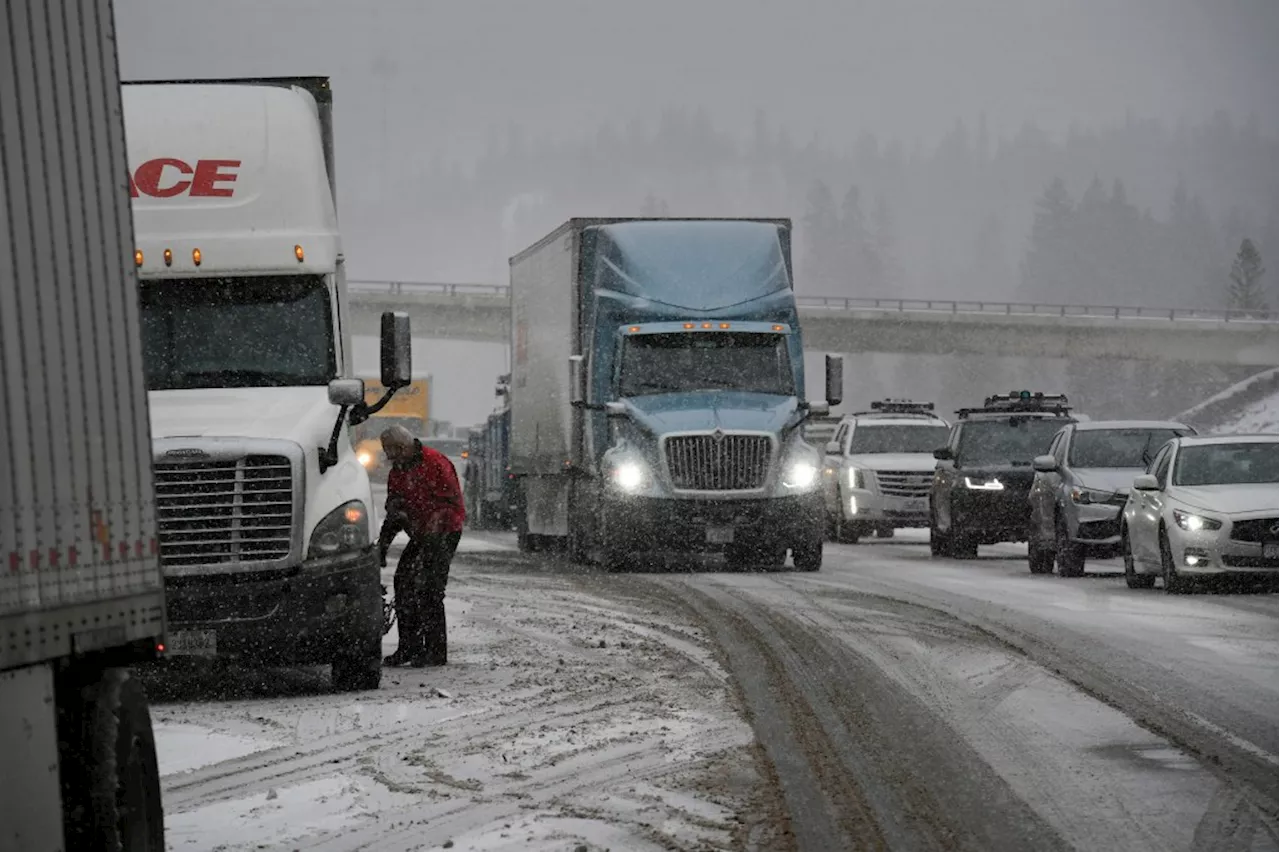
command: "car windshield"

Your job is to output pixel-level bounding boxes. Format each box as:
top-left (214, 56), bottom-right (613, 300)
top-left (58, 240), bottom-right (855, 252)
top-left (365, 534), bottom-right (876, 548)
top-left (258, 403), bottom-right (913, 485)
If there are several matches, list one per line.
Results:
top-left (425, 438), bottom-right (467, 457)
top-left (140, 275), bottom-right (335, 389)
top-left (848, 424), bottom-right (950, 454)
top-left (619, 331), bottom-right (795, 397)
top-left (1172, 442), bottom-right (1279, 486)
top-left (957, 418), bottom-right (1067, 466)
top-left (1068, 428), bottom-right (1188, 468)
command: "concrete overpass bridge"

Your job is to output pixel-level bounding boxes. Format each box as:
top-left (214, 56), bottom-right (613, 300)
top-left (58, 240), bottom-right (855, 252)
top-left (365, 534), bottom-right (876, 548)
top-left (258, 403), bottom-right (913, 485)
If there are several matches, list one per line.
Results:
top-left (346, 281), bottom-right (1279, 367)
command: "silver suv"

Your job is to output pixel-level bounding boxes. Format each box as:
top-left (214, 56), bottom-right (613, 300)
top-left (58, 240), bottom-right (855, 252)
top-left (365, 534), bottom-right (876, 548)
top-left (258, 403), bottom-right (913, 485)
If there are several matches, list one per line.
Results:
top-left (821, 400), bottom-right (950, 543)
top-left (1028, 420), bottom-right (1195, 576)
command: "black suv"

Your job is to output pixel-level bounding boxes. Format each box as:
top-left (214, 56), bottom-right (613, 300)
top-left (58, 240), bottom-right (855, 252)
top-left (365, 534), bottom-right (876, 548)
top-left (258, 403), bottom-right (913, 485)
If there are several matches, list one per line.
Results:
top-left (929, 391), bottom-right (1076, 559)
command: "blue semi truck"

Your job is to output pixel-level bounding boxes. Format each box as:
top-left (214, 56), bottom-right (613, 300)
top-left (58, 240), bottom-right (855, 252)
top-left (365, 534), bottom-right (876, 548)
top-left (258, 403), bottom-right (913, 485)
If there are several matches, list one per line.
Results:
top-left (509, 217), bottom-right (843, 570)
top-left (465, 374), bottom-right (518, 530)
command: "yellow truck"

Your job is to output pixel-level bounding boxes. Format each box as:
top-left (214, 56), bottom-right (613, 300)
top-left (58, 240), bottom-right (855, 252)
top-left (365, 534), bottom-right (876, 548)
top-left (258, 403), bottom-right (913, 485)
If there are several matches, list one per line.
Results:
top-left (353, 377), bottom-right (431, 477)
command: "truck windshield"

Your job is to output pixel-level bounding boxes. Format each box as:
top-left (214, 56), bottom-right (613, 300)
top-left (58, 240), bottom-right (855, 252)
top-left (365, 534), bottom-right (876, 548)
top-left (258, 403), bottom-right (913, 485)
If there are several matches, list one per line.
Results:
top-left (849, 424), bottom-right (950, 454)
top-left (140, 276), bottom-right (336, 390)
top-left (619, 332), bottom-right (794, 397)
top-left (956, 418), bottom-right (1067, 466)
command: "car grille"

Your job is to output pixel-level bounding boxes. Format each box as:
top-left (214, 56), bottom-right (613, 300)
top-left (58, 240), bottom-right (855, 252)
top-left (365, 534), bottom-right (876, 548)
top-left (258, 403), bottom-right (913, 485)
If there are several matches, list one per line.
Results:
top-left (1230, 518), bottom-right (1279, 543)
top-left (154, 455), bottom-right (294, 567)
top-left (665, 434), bottom-right (772, 491)
top-left (874, 470), bottom-right (932, 498)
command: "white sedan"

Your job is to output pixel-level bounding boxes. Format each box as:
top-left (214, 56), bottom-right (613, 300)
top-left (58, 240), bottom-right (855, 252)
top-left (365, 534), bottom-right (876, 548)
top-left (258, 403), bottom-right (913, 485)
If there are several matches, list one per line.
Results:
top-left (1121, 434), bottom-right (1278, 593)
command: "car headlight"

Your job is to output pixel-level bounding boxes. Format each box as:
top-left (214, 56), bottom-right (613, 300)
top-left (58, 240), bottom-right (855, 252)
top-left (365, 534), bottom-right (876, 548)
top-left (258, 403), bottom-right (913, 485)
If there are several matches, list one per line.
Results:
top-left (357, 449), bottom-right (375, 468)
top-left (1070, 486), bottom-right (1114, 505)
top-left (609, 458), bottom-right (650, 493)
top-left (783, 460), bottom-right (819, 490)
top-left (1173, 509), bottom-right (1222, 532)
top-left (308, 500), bottom-right (370, 558)
top-left (964, 476), bottom-right (1005, 491)
top-left (846, 467), bottom-right (866, 489)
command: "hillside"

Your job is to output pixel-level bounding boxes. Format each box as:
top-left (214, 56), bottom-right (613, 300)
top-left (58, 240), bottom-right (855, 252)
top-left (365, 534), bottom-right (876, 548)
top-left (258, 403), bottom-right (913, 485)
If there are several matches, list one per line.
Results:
top-left (1177, 368), bottom-right (1279, 434)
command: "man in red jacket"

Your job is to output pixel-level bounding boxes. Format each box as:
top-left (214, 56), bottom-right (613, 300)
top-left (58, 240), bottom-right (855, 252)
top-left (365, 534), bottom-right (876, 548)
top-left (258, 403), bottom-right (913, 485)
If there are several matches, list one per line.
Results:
top-left (376, 426), bottom-right (466, 667)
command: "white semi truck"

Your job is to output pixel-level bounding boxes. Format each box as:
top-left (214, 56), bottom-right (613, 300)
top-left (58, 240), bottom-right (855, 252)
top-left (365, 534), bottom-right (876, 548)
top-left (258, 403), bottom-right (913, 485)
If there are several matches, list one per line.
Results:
top-left (1, 1), bottom-right (166, 848)
top-left (121, 76), bottom-right (412, 691)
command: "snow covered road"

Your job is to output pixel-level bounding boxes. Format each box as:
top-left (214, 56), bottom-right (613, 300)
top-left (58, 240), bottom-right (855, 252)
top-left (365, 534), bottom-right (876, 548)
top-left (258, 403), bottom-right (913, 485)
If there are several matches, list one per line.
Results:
top-left (148, 531), bottom-right (1277, 851)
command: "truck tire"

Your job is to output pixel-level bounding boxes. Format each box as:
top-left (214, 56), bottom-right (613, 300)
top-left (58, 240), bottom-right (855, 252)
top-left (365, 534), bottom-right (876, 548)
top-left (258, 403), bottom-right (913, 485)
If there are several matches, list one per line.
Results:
top-left (66, 668), bottom-right (165, 852)
top-left (792, 539), bottom-right (823, 572)
top-left (332, 637), bottom-right (383, 692)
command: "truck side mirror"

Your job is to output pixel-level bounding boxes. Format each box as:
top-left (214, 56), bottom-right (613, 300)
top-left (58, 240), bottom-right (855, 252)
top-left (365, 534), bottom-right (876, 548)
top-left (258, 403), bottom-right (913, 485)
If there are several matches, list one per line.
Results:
top-left (933, 447), bottom-right (954, 461)
top-left (824, 441), bottom-right (841, 455)
top-left (824, 354), bottom-right (843, 408)
top-left (806, 401), bottom-right (830, 417)
top-left (380, 311), bottom-right (412, 388)
top-left (568, 354), bottom-right (586, 406)
top-left (604, 401), bottom-right (627, 418)
top-left (328, 378), bottom-right (364, 407)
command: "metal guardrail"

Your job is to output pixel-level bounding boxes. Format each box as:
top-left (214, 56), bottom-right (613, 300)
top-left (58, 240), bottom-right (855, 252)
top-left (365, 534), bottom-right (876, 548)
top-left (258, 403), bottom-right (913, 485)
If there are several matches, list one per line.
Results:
top-left (346, 280), bottom-right (1279, 324)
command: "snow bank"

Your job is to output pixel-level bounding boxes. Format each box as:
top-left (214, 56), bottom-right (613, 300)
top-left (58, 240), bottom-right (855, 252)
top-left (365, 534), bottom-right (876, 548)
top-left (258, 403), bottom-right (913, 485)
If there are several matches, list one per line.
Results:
top-left (1177, 368), bottom-right (1279, 434)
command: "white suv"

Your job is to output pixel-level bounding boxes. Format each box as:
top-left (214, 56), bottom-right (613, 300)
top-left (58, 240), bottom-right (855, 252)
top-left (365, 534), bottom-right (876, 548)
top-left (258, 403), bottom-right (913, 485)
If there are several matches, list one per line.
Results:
top-left (821, 401), bottom-right (951, 543)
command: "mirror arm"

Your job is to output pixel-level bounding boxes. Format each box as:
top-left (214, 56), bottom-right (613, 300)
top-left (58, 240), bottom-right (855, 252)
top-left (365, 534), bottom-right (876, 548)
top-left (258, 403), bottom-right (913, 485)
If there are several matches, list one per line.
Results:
top-left (571, 400), bottom-right (605, 412)
top-left (350, 387), bottom-right (401, 427)
top-left (319, 404), bottom-right (351, 474)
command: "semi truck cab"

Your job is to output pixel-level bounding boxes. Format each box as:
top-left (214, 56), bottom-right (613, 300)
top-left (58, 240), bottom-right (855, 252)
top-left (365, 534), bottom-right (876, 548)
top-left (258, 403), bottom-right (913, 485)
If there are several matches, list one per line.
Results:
top-left (123, 78), bottom-right (412, 691)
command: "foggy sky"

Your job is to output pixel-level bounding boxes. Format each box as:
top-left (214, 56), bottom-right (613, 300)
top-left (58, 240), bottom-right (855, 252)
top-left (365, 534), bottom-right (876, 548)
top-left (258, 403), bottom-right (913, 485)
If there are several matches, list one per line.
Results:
top-left (113, 0), bottom-right (1278, 428)
top-left (117, 0), bottom-right (1275, 163)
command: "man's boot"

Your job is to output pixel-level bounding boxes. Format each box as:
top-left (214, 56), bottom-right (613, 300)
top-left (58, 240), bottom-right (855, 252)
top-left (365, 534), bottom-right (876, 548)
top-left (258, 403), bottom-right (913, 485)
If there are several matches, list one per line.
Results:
top-left (413, 598), bottom-right (447, 666)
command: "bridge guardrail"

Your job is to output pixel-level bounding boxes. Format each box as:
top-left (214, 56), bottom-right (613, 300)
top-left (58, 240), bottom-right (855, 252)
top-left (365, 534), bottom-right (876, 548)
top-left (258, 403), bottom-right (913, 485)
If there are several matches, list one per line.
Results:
top-left (346, 280), bottom-right (1279, 324)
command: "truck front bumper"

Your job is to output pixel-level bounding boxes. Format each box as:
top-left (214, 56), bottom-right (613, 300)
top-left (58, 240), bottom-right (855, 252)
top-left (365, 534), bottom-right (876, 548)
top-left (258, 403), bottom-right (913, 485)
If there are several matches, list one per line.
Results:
top-left (161, 548), bottom-right (383, 665)
top-left (602, 493), bottom-right (824, 553)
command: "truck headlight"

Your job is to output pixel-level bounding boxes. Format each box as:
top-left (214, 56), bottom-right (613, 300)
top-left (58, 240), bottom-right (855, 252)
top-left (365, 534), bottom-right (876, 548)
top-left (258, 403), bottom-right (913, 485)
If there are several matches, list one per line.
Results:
top-left (357, 449), bottom-right (375, 468)
top-left (783, 461), bottom-right (819, 490)
top-left (609, 458), bottom-right (650, 493)
top-left (964, 476), bottom-right (1004, 491)
top-left (308, 500), bottom-right (370, 558)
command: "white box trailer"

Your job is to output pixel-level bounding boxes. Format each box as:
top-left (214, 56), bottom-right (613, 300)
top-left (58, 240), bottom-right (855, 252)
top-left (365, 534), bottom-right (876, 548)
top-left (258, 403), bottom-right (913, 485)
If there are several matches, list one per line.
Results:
top-left (1, 1), bottom-right (166, 849)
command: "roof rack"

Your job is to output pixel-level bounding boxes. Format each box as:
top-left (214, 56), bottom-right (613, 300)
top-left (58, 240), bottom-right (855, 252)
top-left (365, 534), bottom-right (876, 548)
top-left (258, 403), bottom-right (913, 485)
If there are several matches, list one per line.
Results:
top-left (956, 390), bottom-right (1072, 418)
top-left (851, 399), bottom-right (942, 418)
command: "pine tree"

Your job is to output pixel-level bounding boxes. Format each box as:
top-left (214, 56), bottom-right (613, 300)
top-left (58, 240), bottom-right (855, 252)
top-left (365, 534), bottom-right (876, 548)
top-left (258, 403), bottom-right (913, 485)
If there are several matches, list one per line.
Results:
top-left (640, 193), bottom-right (670, 217)
top-left (1019, 177), bottom-right (1075, 301)
top-left (871, 195), bottom-right (901, 291)
top-left (801, 180), bottom-right (841, 292)
top-left (1228, 238), bottom-right (1267, 315)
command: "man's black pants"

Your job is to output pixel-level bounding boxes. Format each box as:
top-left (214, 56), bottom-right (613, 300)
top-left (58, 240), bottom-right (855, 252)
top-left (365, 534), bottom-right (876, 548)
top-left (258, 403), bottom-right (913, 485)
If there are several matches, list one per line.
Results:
top-left (393, 531), bottom-right (461, 664)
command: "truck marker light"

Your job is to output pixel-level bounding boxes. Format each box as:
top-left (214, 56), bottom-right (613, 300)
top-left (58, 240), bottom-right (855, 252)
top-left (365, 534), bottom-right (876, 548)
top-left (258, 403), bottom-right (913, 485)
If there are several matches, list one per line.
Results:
top-left (772, 324), bottom-right (784, 331)
top-left (163, 248), bottom-right (173, 266)
top-left (719, 322), bottom-right (731, 329)
top-left (683, 322), bottom-right (695, 329)
top-left (701, 322), bottom-right (712, 329)
top-left (192, 248), bottom-right (202, 266)
top-left (157, 643), bottom-right (166, 653)
top-left (295, 244), bottom-right (305, 262)
top-left (628, 326), bottom-right (640, 333)
top-left (134, 249), bottom-right (143, 267)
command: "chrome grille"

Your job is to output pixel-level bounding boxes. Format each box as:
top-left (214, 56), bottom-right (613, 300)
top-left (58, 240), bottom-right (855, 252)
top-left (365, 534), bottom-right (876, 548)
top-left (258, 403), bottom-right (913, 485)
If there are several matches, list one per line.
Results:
top-left (154, 455), bottom-right (294, 567)
top-left (874, 470), bottom-right (933, 498)
top-left (665, 434), bottom-right (772, 491)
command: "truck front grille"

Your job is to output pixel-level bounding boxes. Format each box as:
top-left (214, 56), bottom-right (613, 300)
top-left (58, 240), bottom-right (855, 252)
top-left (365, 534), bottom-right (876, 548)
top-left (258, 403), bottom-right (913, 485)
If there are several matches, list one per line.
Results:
top-left (154, 455), bottom-right (294, 567)
top-left (874, 471), bottom-right (933, 498)
top-left (664, 434), bottom-right (772, 491)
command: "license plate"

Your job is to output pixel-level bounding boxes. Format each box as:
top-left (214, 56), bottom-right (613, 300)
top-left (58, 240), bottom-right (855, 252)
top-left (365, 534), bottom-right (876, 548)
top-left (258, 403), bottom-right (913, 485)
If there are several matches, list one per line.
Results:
top-left (706, 525), bottom-right (735, 545)
top-left (167, 629), bottom-right (217, 657)
top-left (905, 498), bottom-right (927, 513)
top-left (1264, 543), bottom-right (1278, 560)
